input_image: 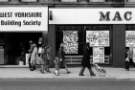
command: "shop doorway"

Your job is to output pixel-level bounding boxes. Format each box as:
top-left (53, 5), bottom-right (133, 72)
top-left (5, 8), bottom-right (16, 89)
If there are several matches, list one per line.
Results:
top-left (4, 32), bottom-right (42, 65)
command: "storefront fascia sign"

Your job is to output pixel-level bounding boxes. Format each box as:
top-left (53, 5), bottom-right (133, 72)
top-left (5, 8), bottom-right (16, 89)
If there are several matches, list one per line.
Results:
top-left (49, 8), bottom-right (135, 24)
top-left (0, 6), bottom-right (48, 31)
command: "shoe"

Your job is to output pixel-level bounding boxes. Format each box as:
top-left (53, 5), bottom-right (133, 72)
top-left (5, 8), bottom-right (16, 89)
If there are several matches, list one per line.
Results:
top-left (54, 70), bottom-right (59, 76)
top-left (79, 74), bottom-right (85, 76)
top-left (67, 71), bottom-right (71, 74)
top-left (125, 69), bottom-right (129, 71)
top-left (90, 73), bottom-right (96, 76)
top-left (30, 68), bottom-right (34, 71)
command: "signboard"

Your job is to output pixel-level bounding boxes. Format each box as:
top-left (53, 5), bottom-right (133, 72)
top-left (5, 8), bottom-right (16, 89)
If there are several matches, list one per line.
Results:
top-left (93, 47), bottom-right (104, 63)
top-left (86, 31), bottom-right (109, 47)
top-left (126, 31), bottom-right (135, 47)
top-left (49, 8), bottom-right (135, 24)
top-left (0, 6), bottom-right (48, 31)
top-left (63, 31), bottom-right (78, 54)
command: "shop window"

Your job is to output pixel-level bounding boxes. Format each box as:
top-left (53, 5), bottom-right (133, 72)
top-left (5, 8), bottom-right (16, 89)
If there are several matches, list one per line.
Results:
top-left (86, 31), bottom-right (110, 64)
top-left (126, 31), bottom-right (135, 47)
top-left (56, 26), bottom-right (83, 55)
top-left (126, 31), bottom-right (135, 63)
top-left (61, 0), bottom-right (77, 2)
top-left (63, 31), bottom-right (79, 54)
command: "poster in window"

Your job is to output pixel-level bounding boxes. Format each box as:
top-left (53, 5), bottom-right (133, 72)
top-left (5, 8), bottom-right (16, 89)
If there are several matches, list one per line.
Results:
top-left (63, 31), bottom-right (78, 54)
top-left (93, 47), bottom-right (104, 63)
top-left (126, 31), bottom-right (135, 47)
top-left (133, 48), bottom-right (135, 63)
top-left (86, 31), bottom-right (109, 47)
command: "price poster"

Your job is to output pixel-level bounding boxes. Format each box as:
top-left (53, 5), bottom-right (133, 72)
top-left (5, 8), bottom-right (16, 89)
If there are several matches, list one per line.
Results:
top-left (63, 31), bottom-right (78, 54)
top-left (126, 31), bottom-right (135, 47)
top-left (133, 48), bottom-right (135, 63)
top-left (86, 31), bottom-right (109, 47)
top-left (93, 47), bottom-right (104, 63)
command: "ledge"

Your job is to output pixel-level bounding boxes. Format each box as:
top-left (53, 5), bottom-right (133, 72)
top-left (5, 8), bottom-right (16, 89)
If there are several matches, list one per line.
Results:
top-left (125, 2), bottom-right (135, 7)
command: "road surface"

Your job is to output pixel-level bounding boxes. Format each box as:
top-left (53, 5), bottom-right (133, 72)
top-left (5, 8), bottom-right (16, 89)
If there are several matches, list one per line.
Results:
top-left (0, 79), bottom-right (135, 90)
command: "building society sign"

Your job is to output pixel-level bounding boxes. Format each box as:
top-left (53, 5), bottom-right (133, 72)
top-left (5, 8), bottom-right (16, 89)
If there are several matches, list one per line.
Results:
top-left (0, 6), bottom-right (48, 31)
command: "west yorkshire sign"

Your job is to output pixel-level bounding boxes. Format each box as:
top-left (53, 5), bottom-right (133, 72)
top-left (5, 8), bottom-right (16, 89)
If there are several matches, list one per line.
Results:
top-left (0, 6), bottom-right (48, 31)
top-left (49, 8), bottom-right (135, 24)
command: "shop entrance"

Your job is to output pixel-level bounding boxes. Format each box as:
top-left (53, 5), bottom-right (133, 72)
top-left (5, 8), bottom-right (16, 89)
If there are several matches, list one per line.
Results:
top-left (1, 32), bottom-right (42, 65)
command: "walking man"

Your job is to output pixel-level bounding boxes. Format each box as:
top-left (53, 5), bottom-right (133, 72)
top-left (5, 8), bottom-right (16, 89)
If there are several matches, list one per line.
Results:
top-left (125, 47), bottom-right (135, 71)
top-left (79, 43), bottom-right (95, 76)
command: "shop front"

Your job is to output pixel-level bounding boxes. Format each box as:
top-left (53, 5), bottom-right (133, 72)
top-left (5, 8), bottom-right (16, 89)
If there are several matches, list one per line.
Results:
top-left (49, 8), bottom-right (135, 67)
top-left (0, 6), bottom-right (48, 66)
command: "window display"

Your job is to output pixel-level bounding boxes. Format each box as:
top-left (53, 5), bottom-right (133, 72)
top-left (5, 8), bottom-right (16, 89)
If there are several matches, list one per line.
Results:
top-left (86, 31), bottom-right (109, 47)
top-left (63, 31), bottom-right (78, 54)
top-left (86, 30), bottom-right (110, 64)
top-left (126, 31), bottom-right (135, 47)
top-left (93, 47), bottom-right (104, 63)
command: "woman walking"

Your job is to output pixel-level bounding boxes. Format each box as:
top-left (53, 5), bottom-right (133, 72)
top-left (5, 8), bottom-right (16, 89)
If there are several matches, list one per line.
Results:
top-left (54, 43), bottom-right (70, 76)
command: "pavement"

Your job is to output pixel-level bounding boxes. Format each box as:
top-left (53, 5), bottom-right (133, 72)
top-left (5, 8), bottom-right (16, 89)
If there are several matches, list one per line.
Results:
top-left (0, 66), bottom-right (135, 79)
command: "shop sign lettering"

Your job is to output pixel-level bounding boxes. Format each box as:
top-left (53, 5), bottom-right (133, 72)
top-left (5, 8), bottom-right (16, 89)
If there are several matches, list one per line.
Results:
top-left (99, 11), bottom-right (132, 21)
top-left (0, 7), bottom-right (48, 31)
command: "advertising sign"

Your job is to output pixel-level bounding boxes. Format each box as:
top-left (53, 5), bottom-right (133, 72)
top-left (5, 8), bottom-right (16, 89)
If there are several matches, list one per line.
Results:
top-left (63, 31), bottom-right (78, 54)
top-left (86, 31), bottom-right (109, 47)
top-left (126, 31), bottom-right (135, 47)
top-left (0, 6), bottom-right (48, 31)
top-left (50, 8), bottom-right (135, 24)
top-left (93, 47), bottom-right (104, 63)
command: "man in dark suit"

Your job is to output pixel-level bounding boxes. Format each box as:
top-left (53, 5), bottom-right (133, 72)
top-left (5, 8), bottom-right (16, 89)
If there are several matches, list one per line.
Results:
top-left (79, 43), bottom-right (95, 76)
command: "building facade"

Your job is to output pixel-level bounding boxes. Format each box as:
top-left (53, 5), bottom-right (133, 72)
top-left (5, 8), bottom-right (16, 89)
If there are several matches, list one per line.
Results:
top-left (0, 0), bottom-right (134, 67)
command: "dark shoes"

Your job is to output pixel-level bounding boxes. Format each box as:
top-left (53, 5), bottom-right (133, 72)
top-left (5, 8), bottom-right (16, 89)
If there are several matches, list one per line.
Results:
top-left (79, 74), bottom-right (85, 76)
top-left (90, 73), bottom-right (96, 76)
top-left (125, 68), bottom-right (129, 71)
top-left (67, 71), bottom-right (71, 74)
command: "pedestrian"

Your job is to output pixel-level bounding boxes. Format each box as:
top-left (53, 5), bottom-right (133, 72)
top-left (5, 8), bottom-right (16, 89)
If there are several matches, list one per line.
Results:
top-left (125, 47), bottom-right (135, 71)
top-left (54, 56), bottom-right (60, 76)
top-left (27, 40), bottom-right (34, 71)
top-left (54, 43), bottom-right (70, 76)
top-left (36, 37), bottom-right (48, 73)
top-left (79, 43), bottom-right (95, 76)
top-left (30, 43), bottom-right (37, 71)
top-left (125, 47), bottom-right (129, 71)
top-left (44, 45), bottom-right (51, 73)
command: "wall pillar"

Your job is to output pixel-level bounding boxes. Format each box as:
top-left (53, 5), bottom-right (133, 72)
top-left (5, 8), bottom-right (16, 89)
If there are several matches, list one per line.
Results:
top-left (112, 24), bottom-right (125, 67)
